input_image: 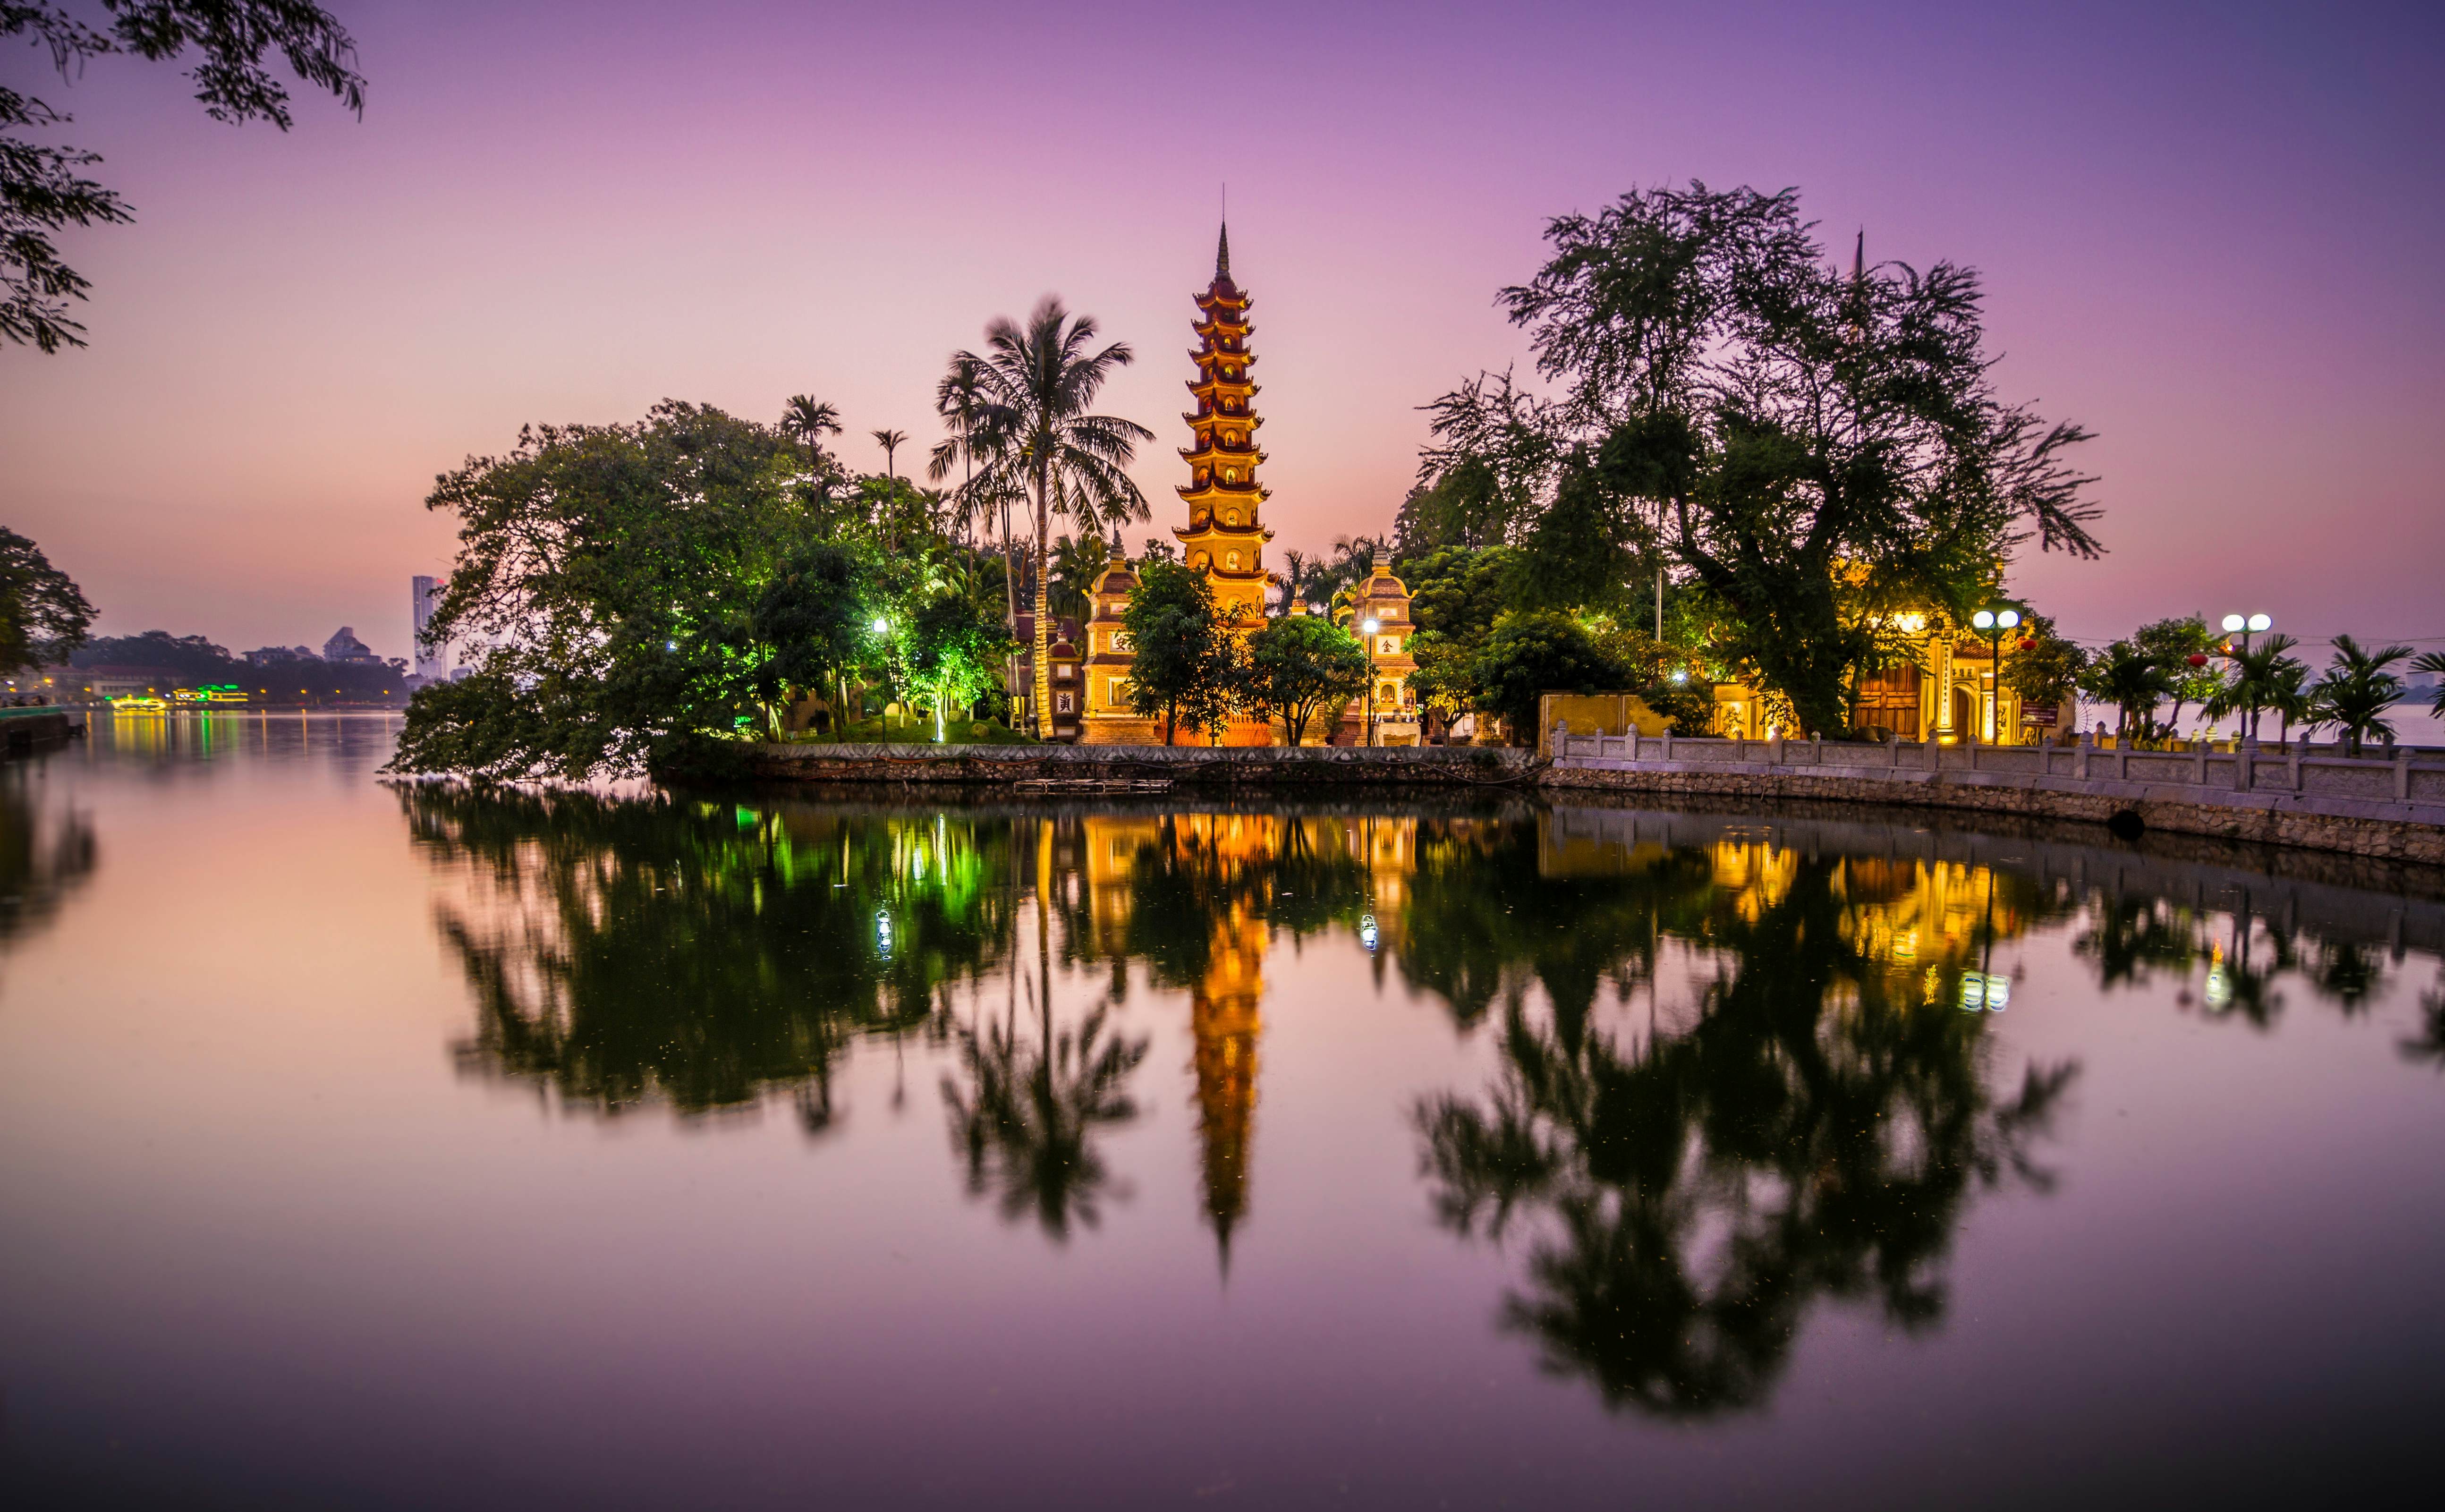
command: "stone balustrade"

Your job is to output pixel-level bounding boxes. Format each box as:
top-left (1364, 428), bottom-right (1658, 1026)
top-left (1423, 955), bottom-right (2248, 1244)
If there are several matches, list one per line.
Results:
top-left (1547, 722), bottom-right (2445, 863)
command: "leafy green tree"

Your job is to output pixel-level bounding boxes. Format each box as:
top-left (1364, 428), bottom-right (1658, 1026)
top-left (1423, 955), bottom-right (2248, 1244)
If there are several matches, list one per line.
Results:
top-left (0, 528), bottom-right (93, 671)
top-left (2132, 616), bottom-right (2219, 732)
top-left (1242, 614), bottom-right (1368, 745)
top-left (1470, 609), bottom-right (1628, 744)
top-left (950, 298), bottom-right (1153, 738)
top-left (1400, 545), bottom-right (1518, 726)
top-left (1408, 372), bottom-right (1561, 550)
top-left (1426, 184), bottom-right (2103, 737)
top-left (906, 588), bottom-right (1015, 742)
top-left (1999, 613), bottom-right (2088, 716)
top-left (4, 1), bottom-right (365, 351)
top-left (2309, 634), bottom-right (2410, 756)
top-left (391, 401), bottom-right (810, 780)
top-left (750, 540), bottom-right (875, 738)
top-left (1120, 559), bottom-right (1239, 743)
top-left (2078, 639), bottom-right (2173, 741)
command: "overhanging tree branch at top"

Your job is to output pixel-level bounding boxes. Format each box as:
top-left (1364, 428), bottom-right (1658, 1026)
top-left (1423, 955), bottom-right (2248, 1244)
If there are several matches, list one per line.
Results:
top-left (3, 1), bottom-right (365, 352)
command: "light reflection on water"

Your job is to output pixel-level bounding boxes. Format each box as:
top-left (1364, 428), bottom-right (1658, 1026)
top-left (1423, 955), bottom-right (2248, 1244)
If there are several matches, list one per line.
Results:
top-left (2, 714), bottom-right (2442, 1508)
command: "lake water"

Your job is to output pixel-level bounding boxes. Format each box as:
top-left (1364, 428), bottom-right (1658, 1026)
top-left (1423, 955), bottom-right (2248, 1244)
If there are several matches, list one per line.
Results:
top-left (4, 714), bottom-right (2442, 1508)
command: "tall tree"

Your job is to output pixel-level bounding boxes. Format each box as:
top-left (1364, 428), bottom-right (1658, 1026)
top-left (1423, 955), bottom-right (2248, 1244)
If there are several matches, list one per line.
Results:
top-left (870, 427), bottom-right (908, 479)
top-left (1120, 559), bottom-right (1239, 744)
top-left (749, 540), bottom-right (875, 739)
top-left (1241, 614), bottom-right (1368, 745)
top-left (781, 394), bottom-right (841, 466)
top-left (950, 297), bottom-right (1152, 738)
top-left (3, 1), bottom-right (365, 351)
top-left (1426, 184), bottom-right (2104, 736)
top-left (929, 353), bottom-right (1023, 706)
top-left (0, 527), bottom-right (94, 671)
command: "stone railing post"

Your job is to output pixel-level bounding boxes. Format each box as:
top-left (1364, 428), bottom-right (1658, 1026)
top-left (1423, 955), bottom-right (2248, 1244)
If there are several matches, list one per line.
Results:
top-left (1927, 736), bottom-right (1942, 771)
top-left (2235, 737), bottom-right (2255, 792)
top-left (1661, 728), bottom-right (1674, 761)
top-left (1890, 737), bottom-right (1903, 768)
top-left (1768, 731), bottom-right (1784, 765)
top-left (1628, 729), bottom-right (1641, 762)
top-left (2398, 747), bottom-right (2413, 801)
top-left (2076, 731), bottom-right (2092, 780)
top-left (2193, 739), bottom-right (2207, 785)
top-left (1811, 734), bottom-right (1823, 765)
top-left (1552, 718), bottom-right (1569, 760)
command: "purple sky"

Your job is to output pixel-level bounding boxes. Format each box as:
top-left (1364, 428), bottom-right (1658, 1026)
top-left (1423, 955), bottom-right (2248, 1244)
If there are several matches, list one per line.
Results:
top-left (2, 0), bottom-right (2438, 666)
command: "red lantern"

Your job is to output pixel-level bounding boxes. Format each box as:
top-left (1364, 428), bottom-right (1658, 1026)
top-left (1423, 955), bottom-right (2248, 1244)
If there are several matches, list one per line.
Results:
top-left (2020, 637), bottom-right (2038, 651)
top-left (2187, 653), bottom-right (2209, 667)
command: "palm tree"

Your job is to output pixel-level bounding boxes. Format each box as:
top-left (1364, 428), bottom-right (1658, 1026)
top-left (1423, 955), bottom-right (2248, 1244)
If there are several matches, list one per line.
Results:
top-left (951, 297), bottom-right (1153, 738)
top-left (781, 395), bottom-right (841, 466)
top-left (2413, 651), bottom-right (2445, 720)
top-left (2201, 632), bottom-right (2301, 742)
top-left (929, 355), bottom-right (991, 549)
top-left (2078, 639), bottom-right (2173, 742)
top-left (930, 353), bottom-right (1023, 715)
top-left (1274, 547), bottom-right (1314, 615)
top-left (2309, 634), bottom-right (2411, 756)
top-left (871, 427), bottom-right (909, 480)
top-left (1048, 533), bottom-right (1111, 624)
top-left (2269, 655), bottom-right (2314, 747)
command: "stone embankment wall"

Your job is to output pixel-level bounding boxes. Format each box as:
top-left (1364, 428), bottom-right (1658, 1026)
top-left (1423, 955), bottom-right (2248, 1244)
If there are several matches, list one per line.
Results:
top-left (751, 741), bottom-right (1540, 787)
top-left (0, 709), bottom-right (78, 756)
top-left (1546, 729), bottom-right (2445, 866)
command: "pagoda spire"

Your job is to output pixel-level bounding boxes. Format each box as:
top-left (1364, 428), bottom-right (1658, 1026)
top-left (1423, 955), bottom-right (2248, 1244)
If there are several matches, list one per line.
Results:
top-left (1173, 224), bottom-right (1270, 629)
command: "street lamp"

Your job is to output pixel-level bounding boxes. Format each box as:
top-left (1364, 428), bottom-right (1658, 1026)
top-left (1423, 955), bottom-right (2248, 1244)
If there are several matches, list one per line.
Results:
top-left (2219, 612), bottom-right (2272, 652)
top-left (1970, 608), bottom-right (2021, 744)
top-left (1361, 617), bottom-right (1381, 747)
top-left (2218, 613), bottom-right (2274, 742)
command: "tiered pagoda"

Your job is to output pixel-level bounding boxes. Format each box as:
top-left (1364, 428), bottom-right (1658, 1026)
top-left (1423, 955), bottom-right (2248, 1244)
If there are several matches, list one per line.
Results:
top-left (1174, 223), bottom-right (1272, 628)
top-left (1081, 222), bottom-right (1277, 745)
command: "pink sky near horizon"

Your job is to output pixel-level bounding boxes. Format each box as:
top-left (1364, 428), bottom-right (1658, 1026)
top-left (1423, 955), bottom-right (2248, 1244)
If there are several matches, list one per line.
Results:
top-left (2, 0), bottom-right (2439, 666)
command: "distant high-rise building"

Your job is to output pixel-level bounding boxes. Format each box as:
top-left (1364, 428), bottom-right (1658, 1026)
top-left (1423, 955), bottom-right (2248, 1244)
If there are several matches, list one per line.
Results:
top-left (411, 576), bottom-right (447, 680)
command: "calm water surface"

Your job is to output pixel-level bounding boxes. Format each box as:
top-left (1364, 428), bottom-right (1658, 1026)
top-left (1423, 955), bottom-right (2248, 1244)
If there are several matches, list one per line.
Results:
top-left (3, 714), bottom-right (2442, 1508)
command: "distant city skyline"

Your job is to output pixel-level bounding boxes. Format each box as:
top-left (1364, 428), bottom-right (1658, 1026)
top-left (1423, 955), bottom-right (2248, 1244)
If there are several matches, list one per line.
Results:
top-left (2, 0), bottom-right (2438, 664)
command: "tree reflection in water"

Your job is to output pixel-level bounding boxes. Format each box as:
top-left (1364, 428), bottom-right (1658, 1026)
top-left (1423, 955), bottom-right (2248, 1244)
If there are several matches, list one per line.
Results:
top-left (1414, 845), bottom-right (2080, 1418)
top-left (403, 783), bottom-right (2438, 1412)
top-left (0, 768), bottom-right (96, 994)
top-left (403, 785), bottom-right (1019, 1125)
top-left (942, 992), bottom-right (1147, 1240)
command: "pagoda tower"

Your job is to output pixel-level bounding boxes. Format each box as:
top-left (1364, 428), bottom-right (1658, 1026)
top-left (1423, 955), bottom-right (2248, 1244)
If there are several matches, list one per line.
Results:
top-left (1175, 226), bottom-right (1277, 744)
